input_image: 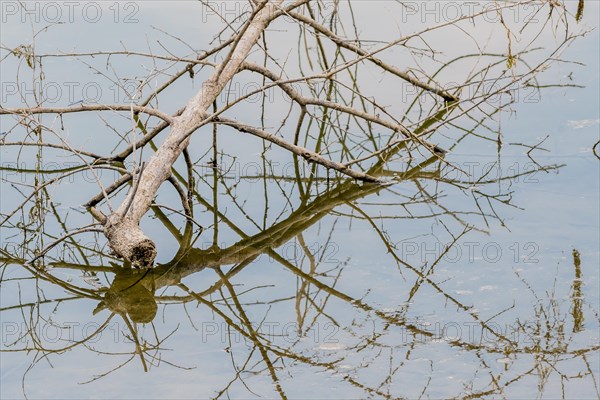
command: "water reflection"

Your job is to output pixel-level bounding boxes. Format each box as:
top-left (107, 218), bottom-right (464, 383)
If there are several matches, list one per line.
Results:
top-left (1, 130), bottom-right (597, 398)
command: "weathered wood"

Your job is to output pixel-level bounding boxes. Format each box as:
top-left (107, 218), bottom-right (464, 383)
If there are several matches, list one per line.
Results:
top-left (105, 0), bottom-right (285, 267)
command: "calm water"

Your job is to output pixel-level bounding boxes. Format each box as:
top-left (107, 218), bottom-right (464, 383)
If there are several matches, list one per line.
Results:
top-left (1, 2), bottom-right (599, 399)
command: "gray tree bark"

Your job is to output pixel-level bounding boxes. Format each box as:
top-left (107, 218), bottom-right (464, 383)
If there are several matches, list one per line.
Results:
top-left (103, 0), bottom-right (284, 267)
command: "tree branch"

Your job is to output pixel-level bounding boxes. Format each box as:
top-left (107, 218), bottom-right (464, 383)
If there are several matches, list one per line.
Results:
top-left (0, 104), bottom-right (173, 123)
top-left (215, 116), bottom-right (383, 183)
top-left (102, 0), bottom-right (286, 267)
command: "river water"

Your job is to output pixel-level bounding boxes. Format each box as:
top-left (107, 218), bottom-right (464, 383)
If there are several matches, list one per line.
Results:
top-left (1, 2), bottom-right (598, 399)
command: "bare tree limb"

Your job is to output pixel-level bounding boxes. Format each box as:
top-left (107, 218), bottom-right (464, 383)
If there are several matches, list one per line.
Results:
top-left (0, 104), bottom-right (173, 123)
top-left (103, 0), bottom-right (286, 267)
